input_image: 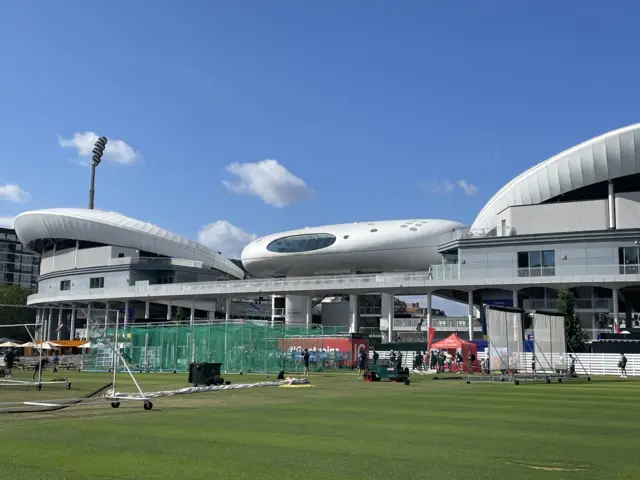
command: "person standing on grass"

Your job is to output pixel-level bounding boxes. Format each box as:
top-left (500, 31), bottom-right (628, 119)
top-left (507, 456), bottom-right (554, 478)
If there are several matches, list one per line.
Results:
top-left (372, 348), bottom-right (379, 365)
top-left (302, 349), bottom-right (310, 377)
top-left (357, 349), bottom-right (366, 379)
top-left (618, 353), bottom-right (628, 378)
top-left (4, 349), bottom-right (15, 378)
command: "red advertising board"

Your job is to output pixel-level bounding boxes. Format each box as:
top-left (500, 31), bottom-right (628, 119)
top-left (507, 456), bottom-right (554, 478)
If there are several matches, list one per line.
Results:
top-left (278, 336), bottom-right (369, 367)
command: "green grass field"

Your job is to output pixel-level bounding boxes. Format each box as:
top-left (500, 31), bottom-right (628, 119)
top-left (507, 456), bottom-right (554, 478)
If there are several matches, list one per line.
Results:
top-left (0, 371), bottom-right (638, 480)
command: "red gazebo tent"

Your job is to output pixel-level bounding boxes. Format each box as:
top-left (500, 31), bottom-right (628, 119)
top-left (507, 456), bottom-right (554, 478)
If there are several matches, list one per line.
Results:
top-left (431, 334), bottom-right (479, 373)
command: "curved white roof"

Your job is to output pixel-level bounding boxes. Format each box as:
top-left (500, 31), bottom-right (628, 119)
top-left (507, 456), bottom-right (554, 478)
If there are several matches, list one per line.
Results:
top-left (14, 208), bottom-right (244, 279)
top-left (472, 123), bottom-right (640, 231)
top-left (241, 218), bottom-right (467, 276)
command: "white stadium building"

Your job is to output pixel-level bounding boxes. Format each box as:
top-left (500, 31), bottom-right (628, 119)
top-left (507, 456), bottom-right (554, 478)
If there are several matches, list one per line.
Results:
top-left (14, 123), bottom-right (640, 343)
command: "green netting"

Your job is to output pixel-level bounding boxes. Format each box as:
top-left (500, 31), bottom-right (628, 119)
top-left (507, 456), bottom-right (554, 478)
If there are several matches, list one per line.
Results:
top-left (85, 322), bottom-right (354, 374)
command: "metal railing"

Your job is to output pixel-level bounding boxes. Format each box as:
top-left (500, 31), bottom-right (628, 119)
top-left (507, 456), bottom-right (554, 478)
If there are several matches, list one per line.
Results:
top-left (450, 226), bottom-right (517, 240)
top-left (106, 257), bottom-right (205, 268)
top-left (522, 298), bottom-right (611, 311)
top-left (27, 263), bottom-right (640, 307)
top-left (393, 316), bottom-right (482, 330)
top-left (359, 306), bottom-right (381, 315)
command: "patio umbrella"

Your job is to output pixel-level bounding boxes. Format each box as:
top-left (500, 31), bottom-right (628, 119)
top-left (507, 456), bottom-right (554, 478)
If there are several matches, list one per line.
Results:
top-left (0, 341), bottom-right (22, 348)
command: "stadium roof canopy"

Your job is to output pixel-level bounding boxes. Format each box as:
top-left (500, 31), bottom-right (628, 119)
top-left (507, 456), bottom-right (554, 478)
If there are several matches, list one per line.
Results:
top-left (472, 123), bottom-right (640, 231)
top-left (14, 208), bottom-right (244, 279)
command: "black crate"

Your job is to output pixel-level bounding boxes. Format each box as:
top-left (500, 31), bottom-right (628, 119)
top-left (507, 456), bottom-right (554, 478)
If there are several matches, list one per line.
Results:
top-left (188, 362), bottom-right (224, 386)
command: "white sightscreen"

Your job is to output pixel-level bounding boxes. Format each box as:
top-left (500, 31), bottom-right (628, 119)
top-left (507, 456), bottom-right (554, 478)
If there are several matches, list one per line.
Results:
top-left (486, 307), bottom-right (524, 372)
top-left (533, 312), bottom-right (567, 373)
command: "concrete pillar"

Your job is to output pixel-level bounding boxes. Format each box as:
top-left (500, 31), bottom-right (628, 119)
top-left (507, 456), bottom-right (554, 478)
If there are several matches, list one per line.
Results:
top-left (73, 240), bottom-right (79, 269)
top-left (86, 303), bottom-right (92, 340)
top-left (225, 298), bottom-right (231, 321)
top-left (613, 288), bottom-right (619, 330)
top-left (285, 295), bottom-right (309, 324)
top-left (166, 301), bottom-right (172, 321)
top-left (124, 300), bottom-right (130, 326)
top-left (190, 299), bottom-right (196, 326)
top-left (426, 293), bottom-right (432, 330)
top-left (70, 305), bottom-right (76, 340)
top-left (468, 291), bottom-right (474, 341)
top-left (381, 293), bottom-right (394, 343)
top-left (271, 295), bottom-right (276, 325)
top-left (51, 243), bottom-right (57, 272)
top-left (305, 296), bottom-right (312, 329)
top-left (57, 307), bottom-right (63, 341)
top-left (210, 301), bottom-right (217, 320)
top-left (349, 294), bottom-right (358, 333)
top-left (105, 302), bottom-right (110, 329)
top-left (608, 180), bottom-right (616, 229)
top-left (144, 301), bottom-right (150, 320)
top-left (47, 307), bottom-right (53, 340)
top-left (35, 309), bottom-right (41, 341)
top-left (512, 290), bottom-right (519, 308)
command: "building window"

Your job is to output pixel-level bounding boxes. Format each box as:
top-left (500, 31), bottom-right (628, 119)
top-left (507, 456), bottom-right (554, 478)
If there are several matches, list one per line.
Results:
top-left (619, 247), bottom-right (640, 274)
top-left (90, 277), bottom-right (105, 289)
top-left (266, 234), bottom-right (336, 253)
top-left (517, 250), bottom-right (555, 277)
top-left (118, 253), bottom-right (125, 258)
top-left (60, 280), bottom-right (70, 291)
top-left (157, 276), bottom-right (174, 284)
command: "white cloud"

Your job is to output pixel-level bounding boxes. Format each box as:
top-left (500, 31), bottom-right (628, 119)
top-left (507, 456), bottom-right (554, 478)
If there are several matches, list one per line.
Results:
top-left (457, 179), bottom-right (479, 196)
top-left (58, 131), bottom-right (140, 165)
top-left (0, 216), bottom-right (15, 228)
top-left (222, 159), bottom-right (313, 207)
top-left (0, 184), bottom-right (31, 203)
top-left (422, 179), bottom-right (478, 196)
top-left (422, 180), bottom-right (455, 195)
top-left (197, 220), bottom-right (257, 259)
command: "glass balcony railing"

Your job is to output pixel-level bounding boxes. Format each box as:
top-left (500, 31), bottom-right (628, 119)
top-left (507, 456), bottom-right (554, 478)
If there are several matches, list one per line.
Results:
top-left (522, 298), bottom-right (611, 310)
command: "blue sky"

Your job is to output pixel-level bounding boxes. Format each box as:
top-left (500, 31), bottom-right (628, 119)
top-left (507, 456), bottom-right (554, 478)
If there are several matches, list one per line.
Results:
top-left (1, 1), bottom-right (639, 313)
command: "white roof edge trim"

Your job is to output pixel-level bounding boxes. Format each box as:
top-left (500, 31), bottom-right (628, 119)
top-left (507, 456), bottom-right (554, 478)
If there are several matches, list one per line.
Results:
top-left (14, 208), bottom-right (244, 279)
top-left (472, 123), bottom-right (640, 230)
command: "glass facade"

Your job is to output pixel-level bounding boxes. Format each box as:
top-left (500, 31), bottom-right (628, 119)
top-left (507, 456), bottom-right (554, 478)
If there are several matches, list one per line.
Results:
top-left (517, 250), bottom-right (555, 277)
top-left (0, 227), bottom-right (39, 291)
top-left (267, 234), bottom-right (336, 253)
top-left (619, 246), bottom-right (640, 274)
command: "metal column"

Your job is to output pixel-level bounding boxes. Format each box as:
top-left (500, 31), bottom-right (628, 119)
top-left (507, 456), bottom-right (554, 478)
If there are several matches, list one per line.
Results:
top-left (70, 305), bottom-right (76, 340)
top-left (144, 301), bottom-right (150, 320)
top-left (468, 291), bottom-right (474, 341)
top-left (426, 293), bottom-right (432, 330)
top-left (613, 288), bottom-right (619, 330)
top-left (57, 307), bottom-right (63, 341)
top-left (124, 300), bottom-right (129, 326)
top-left (608, 180), bottom-right (616, 229)
top-left (349, 294), bottom-right (358, 333)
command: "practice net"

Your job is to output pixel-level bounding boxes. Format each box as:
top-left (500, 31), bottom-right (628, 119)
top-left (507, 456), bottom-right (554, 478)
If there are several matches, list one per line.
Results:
top-left (532, 311), bottom-right (567, 375)
top-left (485, 306), bottom-right (525, 376)
top-left (85, 322), bottom-right (357, 374)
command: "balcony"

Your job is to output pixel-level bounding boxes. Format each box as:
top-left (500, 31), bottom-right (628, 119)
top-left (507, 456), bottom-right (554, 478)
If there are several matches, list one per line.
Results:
top-left (522, 298), bottom-right (611, 311)
top-left (393, 316), bottom-right (482, 331)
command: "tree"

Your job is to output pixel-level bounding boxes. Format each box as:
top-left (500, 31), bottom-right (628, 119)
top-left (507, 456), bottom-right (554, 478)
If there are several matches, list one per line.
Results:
top-left (556, 289), bottom-right (588, 352)
top-left (0, 284), bottom-right (36, 341)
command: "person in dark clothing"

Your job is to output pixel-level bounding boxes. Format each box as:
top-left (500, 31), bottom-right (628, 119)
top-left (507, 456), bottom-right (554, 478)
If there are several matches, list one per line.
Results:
top-left (302, 349), bottom-right (310, 377)
top-left (33, 357), bottom-right (49, 381)
top-left (619, 353), bottom-right (628, 378)
top-left (414, 351), bottom-right (423, 371)
top-left (4, 349), bottom-right (15, 378)
top-left (372, 348), bottom-right (379, 365)
top-left (357, 349), bottom-right (367, 379)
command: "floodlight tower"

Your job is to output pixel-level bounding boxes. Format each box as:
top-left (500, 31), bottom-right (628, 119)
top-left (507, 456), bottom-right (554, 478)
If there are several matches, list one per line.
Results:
top-left (88, 136), bottom-right (107, 209)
